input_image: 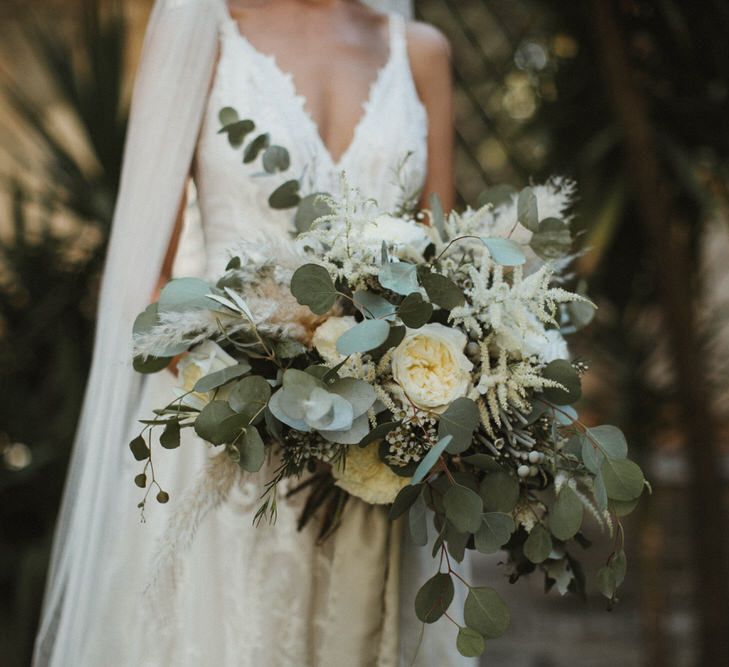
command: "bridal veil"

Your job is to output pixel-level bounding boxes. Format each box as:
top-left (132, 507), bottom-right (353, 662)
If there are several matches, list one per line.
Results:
top-left (33, 1), bottom-right (412, 665)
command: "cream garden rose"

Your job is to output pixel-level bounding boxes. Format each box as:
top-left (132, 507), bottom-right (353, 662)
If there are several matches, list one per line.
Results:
top-left (175, 340), bottom-right (238, 410)
top-left (391, 323), bottom-right (473, 413)
top-left (332, 442), bottom-right (410, 504)
top-left (311, 315), bottom-right (357, 364)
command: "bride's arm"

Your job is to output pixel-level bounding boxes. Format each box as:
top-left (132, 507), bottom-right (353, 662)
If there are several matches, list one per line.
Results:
top-left (408, 22), bottom-right (455, 212)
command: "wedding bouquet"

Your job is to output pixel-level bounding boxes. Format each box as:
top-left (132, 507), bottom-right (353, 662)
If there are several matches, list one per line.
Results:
top-left (129, 113), bottom-right (646, 659)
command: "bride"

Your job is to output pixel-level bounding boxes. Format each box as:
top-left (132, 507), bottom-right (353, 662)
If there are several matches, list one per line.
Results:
top-left (34, 1), bottom-right (470, 665)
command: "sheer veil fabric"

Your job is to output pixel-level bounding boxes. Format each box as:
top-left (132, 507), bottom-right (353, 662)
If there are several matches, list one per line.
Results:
top-left (33, 1), bottom-right (422, 665)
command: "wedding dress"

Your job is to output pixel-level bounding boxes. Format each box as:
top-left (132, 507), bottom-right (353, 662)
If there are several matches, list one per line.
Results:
top-left (35, 4), bottom-right (474, 666)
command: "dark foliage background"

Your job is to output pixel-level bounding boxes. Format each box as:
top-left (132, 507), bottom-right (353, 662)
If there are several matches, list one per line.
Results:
top-left (1, 1), bottom-right (727, 665)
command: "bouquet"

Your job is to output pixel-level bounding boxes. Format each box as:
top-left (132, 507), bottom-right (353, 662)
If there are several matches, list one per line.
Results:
top-left (129, 112), bottom-right (646, 659)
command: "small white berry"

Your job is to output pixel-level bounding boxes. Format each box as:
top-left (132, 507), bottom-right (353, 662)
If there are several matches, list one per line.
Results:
top-left (517, 465), bottom-right (531, 478)
top-left (528, 451), bottom-right (541, 464)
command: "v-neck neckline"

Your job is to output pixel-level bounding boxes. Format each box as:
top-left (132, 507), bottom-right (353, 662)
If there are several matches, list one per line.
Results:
top-left (223, 12), bottom-right (396, 169)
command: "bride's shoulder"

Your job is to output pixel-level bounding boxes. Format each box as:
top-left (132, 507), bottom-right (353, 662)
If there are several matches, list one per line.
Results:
top-left (404, 21), bottom-right (451, 94)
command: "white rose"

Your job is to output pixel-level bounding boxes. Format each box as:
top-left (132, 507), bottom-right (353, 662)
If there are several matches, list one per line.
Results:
top-left (175, 340), bottom-right (238, 409)
top-left (359, 214), bottom-right (432, 260)
top-left (391, 323), bottom-right (473, 413)
top-left (312, 316), bottom-right (357, 364)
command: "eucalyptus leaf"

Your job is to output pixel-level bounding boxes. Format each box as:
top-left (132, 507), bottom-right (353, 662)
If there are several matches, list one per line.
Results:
top-left (517, 186), bottom-right (539, 232)
top-left (611, 550), bottom-right (627, 587)
top-left (193, 362), bottom-right (252, 393)
top-left (295, 192), bottom-right (333, 233)
top-left (541, 359), bottom-right (582, 405)
top-left (229, 375), bottom-right (272, 421)
top-left (462, 454), bottom-right (502, 472)
top-left (478, 184), bottom-right (516, 210)
top-left (159, 277), bottom-right (218, 313)
top-left (219, 119), bottom-right (255, 148)
top-left (581, 436), bottom-right (604, 474)
top-left (360, 421), bottom-right (401, 448)
top-left (594, 472), bottom-right (608, 511)
top-left (369, 325), bottom-right (406, 360)
top-left (160, 421), bottom-right (181, 450)
top-left (398, 292), bottom-right (433, 328)
top-left (479, 472), bottom-right (520, 513)
top-left (354, 290), bottom-right (397, 320)
top-left (596, 566), bottom-right (616, 599)
top-left (389, 484), bottom-right (423, 520)
top-left (335, 320), bottom-right (391, 355)
top-left (290, 264), bottom-right (336, 314)
top-left (379, 261), bottom-right (419, 296)
top-left (611, 496), bottom-right (640, 517)
top-left (218, 106), bottom-right (239, 126)
top-left (261, 145), bottom-right (290, 173)
top-left (328, 377), bottom-right (377, 417)
top-left (481, 237), bottom-right (526, 266)
top-left (523, 524), bottom-right (552, 564)
top-left (463, 587), bottom-right (510, 639)
top-left (129, 436), bottom-right (149, 461)
top-left (445, 524), bottom-right (470, 563)
top-left (194, 400), bottom-right (237, 445)
top-left (550, 486), bottom-right (584, 541)
top-left (438, 398), bottom-right (479, 454)
top-left (243, 132), bottom-right (269, 163)
top-left (415, 572), bottom-right (454, 623)
top-left (456, 628), bottom-right (486, 658)
top-left (133, 354), bottom-right (172, 374)
top-left (420, 272), bottom-right (466, 309)
top-left (268, 179), bottom-right (301, 209)
top-left (410, 435), bottom-right (453, 485)
top-left (239, 426), bottom-right (265, 472)
top-left (475, 513), bottom-right (515, 554)
top-left (530, 217), bottom-right (572, 260)
top-left (408, 492), bottom-right (428, 546)
top-left (587, 425), bottom-right (628, 460)
top-left (443, 485), bottom-right (483, 534)
top-left (600, 458), bottom-right (645, 501)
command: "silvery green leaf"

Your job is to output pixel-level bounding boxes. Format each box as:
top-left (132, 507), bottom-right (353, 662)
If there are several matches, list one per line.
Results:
top-left (389, 484), bottom-right (422, 520)
top-left (132, 305), bottom-right (189, 357)
top-left (410, 435), bottom-right (453, 485)
top-left (223, 287), bottom-right (255, 320)
top-left (320, 413), bottom-right (371, 444)
top-left (193, 362), bottom-right (252, 393)
top-left (261, 145), bottom-right (290, 173)
top-left (594, 471), bottom-right (608, 511)
top-left (360, 421), bottom-right (401, 448)
top-left (600, 458), bottom-right (644, 501)
top-left (478, 184), bottom-right (516, 210)
top-left (438, 398), bottom-right (479, 454)
top-left (587, 425), bottom-right (628, 459)
top-left (596, 566), bottom-right (616, 599)
top-left (335, 319), bottom-right (390, 355)
top-left (479, 472), bottom-right (520, 513)
top-left (205, 293), bottom-right (241, 313)
top-left (463, 587), bottom-right (510, 639)
top-left (480, 238), bottom-right (526, 266)
top-left (475, 513), bottom-right (515, 554)
top-left (379, 261), bottom-right (419, 295)
top-left (530, 217), bottom-right (572, 260)
top-left (194, 400), bottom-right (237, 445)
top-left (295, 192), bottom-right (333, 233)
top-left (303, 387), bottom-right (335, 424)
top-left (397, 292), bottom-right (433, 328)
top-left (553, 404), bottom-right (578, 425)
top-left (159, 277), bottom-right (217, 313)
top-left (456, 628), bottom-right (486, 658)
top-left (581, 436), bottom-right (604, 474)
top-left (307, 390), bottom-right (353, 432)
top-left (408, 492), bottom-right (429, 547)
top-left (267, 389), bottom-right (311, 432)
top-left (290, 264), bottom-right (336, 314)
top-left (550, 486), bottom-right (584, 541)
top-left (517, 186), bottom-right (539, 232)
top-left (218, 118), bottom-right (255, 148)
top-left (229, 375), bottom-right (271, 418)
top-left (243, 132), bottom-right (270, 163)
top-left (353, 290), bottom-right (397, 320)
top-left (523, 524), bottom-right (552, 564)
top-left (443, 485), bottom-right (483, 533)
top-left (328, 377), bottom-right (377, 417)
top-left (133, 354), bottom-right (172, 374)
top-left (218, 106), bottom-right (239, 126)
top-left (419, 272), bottom-right (466, 309)
top-left (239, 426), bottom-right (265, 472)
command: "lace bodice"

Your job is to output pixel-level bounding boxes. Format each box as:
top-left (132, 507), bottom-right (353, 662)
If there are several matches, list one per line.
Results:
top-left (194, 11), bottom-right (428, 277)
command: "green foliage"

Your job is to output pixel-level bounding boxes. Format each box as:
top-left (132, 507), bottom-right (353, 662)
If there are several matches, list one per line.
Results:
top-left (443, 485), bottom-right (483, 533)
top-left (524, 524), bottom-right (553, 564)
top-left (268, 179), bottom-right (301, 209)
top-left (290, 264), bottom-right (336, 314)
top-left (159, 422), bottom-right (181, 450)
top-left (335, 320), bottom-right (391, 355)
top-left (456, 627), bottom-right (486, 657)
top-left (541, 360), bottom-right (582, 405)
top-left (529, 218), bottom-right (572, 260)
top-left (294, 193), bottom-right (333, 233)
top-left (419, 272), bottom-right (466, 309)
top-left (397, 292), bottom-right (432, 328)
top-left (517, 187), bottom-right (539, 232)
top-left (463, 587), bottom-right (510, 639)
top-left (475, 513), bottom-right (515, 554)
top-left (480, 237), bottom-right (527, 266)
top-left (438, 398), bottom-right (480, 454)
top-left (550, 486), bottom-right (583, 541)
top-left (389, 484), bottom-right (423, 520)
top-left (408, 492), bottom-right (429, 546)
top-left (410, 435), bottom-right (453, 485)
top-left (415, 573), bottom-right (454, 623)
top-left (479, 472), bottom-right (520, 513)
top-left (379, 261), bottom-right (419, 295)
top-left (193, 362), bottom-right (252, 393)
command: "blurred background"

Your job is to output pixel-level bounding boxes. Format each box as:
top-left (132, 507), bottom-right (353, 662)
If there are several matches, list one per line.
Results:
top-left (1, 1), bottom-right (728, 665)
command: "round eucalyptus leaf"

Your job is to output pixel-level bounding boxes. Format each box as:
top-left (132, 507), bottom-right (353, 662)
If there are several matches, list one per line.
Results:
top-left (335, 319), bottom-right (391, 355)
top-left (550, 486), bottom-right (584, 541)
top-left (220, 119), bottom-right (255, 148)
top-left (159, 277), bottom-right (216, 313)
top-left (611, 496), bottom-right (640, 517)
top-left (408, 492), bottom-right (428, 547)
top-left (479, 472), bottom-right (520, 513)
top-left (134, 473), bottom-right (147, 489)
top-left (568, 299), bottom-right (596, 331)
top-left (193, 362), bottom-right (252, 393)
top-left (475, 512), bottom-right (515, 554)
top-left (587, 425), bottom-right (628, 460)
top-left (239, 426), bottom-right (265, 472)
top-left (194, 400), bottom-right (237, 445)
top-left (229, 375), bottom-right (272, 421)
top-left (360, 421), bottom-right (401, 448)
top-left (133, 355), bottom-right (172, 374)
top-left (415, 572), bottom-right (454, 623)
top-left (596, 566), bottom-right (616, 599)
top-left (478, 184), bottom-right (516, 210)
top-left (530, 217), bottom-right (572, 260)
top-left (523, 524), bottom-right (552, 564)
top-left (268, 179), bottom-right (301, 210)
top-left (581, 436), bottom-right (604, 474)
top-left (261, 145), bottom-right (290, 173)
top-left (218, 106), bottom-right (239, 126)
top-left (517, 186), bottom-right (539, 232)
top-left (328, 377), bottom-right (377, 417)
top-left (541, 359), bottom-right (582, 405)
top-left (290, 264), bottom-right (336, 314)
top-left (354, 290), bottom-right (397, 320)
top-left (420, 272), bottom-right (466, 309)
top-left (389, 483), bottom-right (422, 521)
top-left (463, 587), bottom-right (510, 639)
top-left (443, 485), bottom-right (483, 534)
top-left (295, 192), bottom-right (333, 233)
top-left (160, 421), bottom-right (181, 450)
top-left (438, 398), bottom-right (480, 454)
top-left (129, 436), bottom-right (149, 462)
top-left (600, 458), bottom-right (644, 501)
top-left (379, 261), bottom-right (419, 296)
top-left (398, 292), bottom-right (433, 328)
top-left (456, 627), bottom-right (486, 658)
top-left (243, 132), bottom-right (270, 163)
top-left (480, 237), bottom-right (527, 266)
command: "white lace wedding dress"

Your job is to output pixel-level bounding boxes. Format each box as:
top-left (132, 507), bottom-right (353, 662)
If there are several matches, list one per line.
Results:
top-left (78, 11), bottom-right (474, 667)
